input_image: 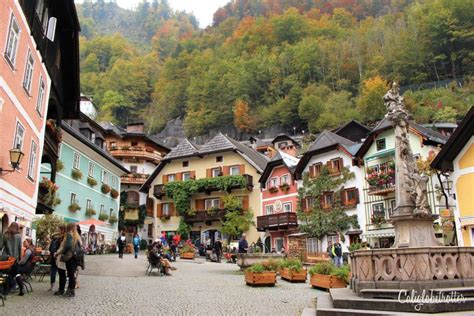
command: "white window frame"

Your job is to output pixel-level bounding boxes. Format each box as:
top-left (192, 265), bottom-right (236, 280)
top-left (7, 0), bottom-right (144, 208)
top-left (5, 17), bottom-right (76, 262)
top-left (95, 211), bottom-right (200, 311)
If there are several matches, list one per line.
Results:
top-left (372, 202), bottom-right (385, 218)
top-left (70, 193), bottom-right (77, 205)
top-left (129, 165), bottom-right (138, 173)
top-left (167, 174), bottom-right (176, 182)
top-left (280, 174), bottom-right (290, 185)
top-left (22, 49), bottom-right (34, 94)
top-left (211, 168), bottom-right (221, 178)
top-left (275, 238), bottom-right (284, 253)
top-left (111, 175), bottom-right (116, 188)
top-left (101, 170), bottom-right (108, 184)
top-left (27, 140), bottom-right (38, 180)
top-left (282, 202), bottom-right (292, 213)
top-left (109, 208), bottom-right (114, 217)
top-left (182, 172), bottom-right (191, 181)
top-left (86, 199), bottom-right (92, 210)
top-left (229, 165), bottom-right (240, 176)
top-left (4, 14), bottom-right (20, 67)
top-left (162, 203), bottom-right (170, 216)
top-left (100, 204), bottom-right (105, 215)
top-left (265, 204), bottom-right (274, 215)
top-left (13, 121), bottom-right (25, 151)
top-left (88, 161), bottom-right (95, 178)
top-left (36, 76), bottom-right (45, 116)
top-left (205, 198), bottom-right (220, 210)
top-left (268, 177), bottom-right (278, 188)
top-left (73, 152), bottom-right (80, 169)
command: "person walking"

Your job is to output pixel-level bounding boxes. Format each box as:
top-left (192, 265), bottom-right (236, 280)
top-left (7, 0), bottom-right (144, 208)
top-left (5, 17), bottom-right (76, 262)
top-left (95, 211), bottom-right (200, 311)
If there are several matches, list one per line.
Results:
top-left (55, 223), bottom-right (82, 297)
top-left (133, 233), bottom-right (141, 259)
top-left (1, 222), bottom-right (22, 291)
top-left (238, 234), bottom-right (248, 254)
top-left (49, 224), bottom-right (66, 291)
top-left (331, 239), bottom-right (343, 267)
top-left (117, 232), bottom-right (126, 259)
top-left (214, 238), bottom-right (222, 263)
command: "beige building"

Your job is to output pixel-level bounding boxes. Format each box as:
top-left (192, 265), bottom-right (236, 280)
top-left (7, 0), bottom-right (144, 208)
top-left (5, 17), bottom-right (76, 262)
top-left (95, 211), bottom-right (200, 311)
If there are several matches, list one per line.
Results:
top-left (140, 133), bottom-right (268, 246)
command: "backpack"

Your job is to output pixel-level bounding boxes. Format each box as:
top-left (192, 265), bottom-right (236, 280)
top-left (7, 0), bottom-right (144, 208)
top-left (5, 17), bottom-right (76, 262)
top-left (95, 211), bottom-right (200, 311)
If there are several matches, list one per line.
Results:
top-left (72, 242), bottom-right (85, 269)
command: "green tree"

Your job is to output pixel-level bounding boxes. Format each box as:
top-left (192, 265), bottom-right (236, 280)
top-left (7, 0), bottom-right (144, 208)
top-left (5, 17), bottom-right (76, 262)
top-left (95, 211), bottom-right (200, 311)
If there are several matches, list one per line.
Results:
top-left (33, 214), bottom-right (65, 246)
top-left (220, 195), bottom-right (254, 240)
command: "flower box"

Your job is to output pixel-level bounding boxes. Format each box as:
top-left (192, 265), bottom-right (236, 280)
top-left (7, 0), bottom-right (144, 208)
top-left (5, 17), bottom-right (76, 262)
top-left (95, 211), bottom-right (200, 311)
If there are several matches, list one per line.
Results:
top-left (310, 273), bottom-right (346, 290)
top-left (180, 252), bottom-right (195, 260)
top-left (280, 268), bottom-right (307, 283)
top-left (245, 271), bottom-right (276, 286)
top-left (268, 186), bottom-right (279, 194)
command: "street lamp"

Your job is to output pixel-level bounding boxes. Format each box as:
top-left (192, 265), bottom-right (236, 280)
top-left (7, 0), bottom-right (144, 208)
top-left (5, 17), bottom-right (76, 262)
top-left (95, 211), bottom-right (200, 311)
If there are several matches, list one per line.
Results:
top-left (0, 148), bottom-right (25, 174)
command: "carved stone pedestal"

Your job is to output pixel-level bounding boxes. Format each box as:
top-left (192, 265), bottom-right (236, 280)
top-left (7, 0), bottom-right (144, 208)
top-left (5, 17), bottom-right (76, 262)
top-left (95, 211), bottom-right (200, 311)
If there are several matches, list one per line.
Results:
top-left (391, 213), bottom-right (443, 248)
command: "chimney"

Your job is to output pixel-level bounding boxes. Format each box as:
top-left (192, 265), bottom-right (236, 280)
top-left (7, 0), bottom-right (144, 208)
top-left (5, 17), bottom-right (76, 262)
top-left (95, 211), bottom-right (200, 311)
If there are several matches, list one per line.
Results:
top-left (280, 145), bottom-right (298, 157)
top-left (126, 122), bottom-right (144, 133)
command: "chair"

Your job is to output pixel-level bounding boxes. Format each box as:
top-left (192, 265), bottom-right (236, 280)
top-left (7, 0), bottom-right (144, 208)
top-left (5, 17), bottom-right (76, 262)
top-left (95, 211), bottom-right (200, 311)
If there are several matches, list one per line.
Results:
top-left (0, 257), bottom-right (16, 306)
top-left (146, 255), bottom-right (163, 276)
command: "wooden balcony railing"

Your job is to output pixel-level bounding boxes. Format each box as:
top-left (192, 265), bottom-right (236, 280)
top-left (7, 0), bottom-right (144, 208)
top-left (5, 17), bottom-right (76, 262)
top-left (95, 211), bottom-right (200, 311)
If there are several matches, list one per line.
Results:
top-left (256, 212), bottom-right (298, 232)
top-left (183, 209), bottom-right (227, 223)
top-left (121, 173), bottom-right (148, 185)
top-left (153, 184), bottom-right (165, 199)
top-left (108, 147), bottom-right (163, 163)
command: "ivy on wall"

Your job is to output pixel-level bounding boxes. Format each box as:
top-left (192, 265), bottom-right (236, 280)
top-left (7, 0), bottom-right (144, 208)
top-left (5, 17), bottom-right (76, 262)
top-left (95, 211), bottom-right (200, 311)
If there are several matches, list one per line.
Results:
top-left (118, 191), bottom-right (146, 230)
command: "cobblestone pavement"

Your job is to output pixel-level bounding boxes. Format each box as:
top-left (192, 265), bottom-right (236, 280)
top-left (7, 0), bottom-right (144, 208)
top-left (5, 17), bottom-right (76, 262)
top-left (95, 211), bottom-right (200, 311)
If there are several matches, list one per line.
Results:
top-left (3, 253), bottom-right (318, 315)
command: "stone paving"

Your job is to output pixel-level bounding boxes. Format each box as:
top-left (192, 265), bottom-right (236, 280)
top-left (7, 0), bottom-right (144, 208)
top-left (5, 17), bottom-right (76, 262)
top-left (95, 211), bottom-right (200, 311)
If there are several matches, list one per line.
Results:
top-left (3, 253), bottom-right (318, 315)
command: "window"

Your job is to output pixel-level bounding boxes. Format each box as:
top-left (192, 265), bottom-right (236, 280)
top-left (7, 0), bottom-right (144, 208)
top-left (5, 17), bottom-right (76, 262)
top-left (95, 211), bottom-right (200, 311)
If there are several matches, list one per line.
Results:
top-left (111, 176), bottom-right (116, 188)
top-left (309, 163), bottom-right (322, 178)
top-left (13, 121), bottom-right (25, 150)
top-left (110, 208), bottom-right (114, 217)
top-left (101, 170), bottom-right (108, 184)
top-left (390, 200), bottom-right (396, 216)
top-left (322, 193), bottom-right (333, 209)
top-left (88, 162), bottom-right (95, 178)
top-left (182, 161), bottom-right (189, 167)
top-left (216, 156), bottom-right (223, 162)
top-left (130, 165), bottom-right (138, 173)
top-left (327, 235), bottom-right (338, 248)
top-left (372, 203), bottom-right (385, 217)
top-left (211, 168), bottom-right (221, 178)
top-left (162, 203), bottom-right (170, 216)
top-left (275, 238), bottom-right (284, 252)
top-left (73, 152), bottom-right (80, 169)
top-left (27, 140), bottom-right (38, 179)
top-left (280, 174), bottom-right (290, 185)
top-left (268, 177), bottom-right (278, 188)
top-left (182, 172), bottom-right (191, 181)
top-left (278, 142), bottom-right (288, 149)
top-left (376, 138), bottom-right (386, 151)
top-left (167, 174), bottom-right (175, 182)
top-left (86, 199), bottom-right (92, 210)
top-left (265, 205), bottom-right (274, 215)
top-left (330, 158), bottom-right (342, 174)
top-left (230, 165), bottom-right (240, 176)
top-left (100, 204), bottom-right (105, 214)
top-left (205, 199), bottom-right (220, 210)
top-left (344, 188), bottom-right (358, 206)
top-left (110, 141), bottom-right (116, 148)
top-left (70, 193), bottom-right (77, 204)
top-left (307, 237), bottom-right (322, 254)
top-left (282, 202), bottom-right (292, 212)
top-left (5, 14), bottom-right (20, 67)
top-left (91, 132), bottom-right (96, 143)
top-left (22, 50), bottom-right (34, 93)
top-left (36, 77), bottom-right (45, 115)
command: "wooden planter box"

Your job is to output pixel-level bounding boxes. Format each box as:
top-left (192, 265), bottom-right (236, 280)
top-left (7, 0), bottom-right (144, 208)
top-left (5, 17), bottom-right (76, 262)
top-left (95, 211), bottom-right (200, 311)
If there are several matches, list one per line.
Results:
top-left (180, 252), bottom-right (195, 259)
top-left (245, 271), bottom-right (276, 287)
top-left (310, 273), bottom-right (346, 290)
top-left (280, 268), bottom-right (307, 283)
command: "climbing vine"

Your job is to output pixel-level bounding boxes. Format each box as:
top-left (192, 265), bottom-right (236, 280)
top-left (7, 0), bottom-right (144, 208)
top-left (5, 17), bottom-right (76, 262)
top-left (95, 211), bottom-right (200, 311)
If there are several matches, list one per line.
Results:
top-left (220, 194), bottom-right (254, 240)
top-left (164, 175), bottom-right (248, 215)
top-left (298, 166), bottom-right (359, 241)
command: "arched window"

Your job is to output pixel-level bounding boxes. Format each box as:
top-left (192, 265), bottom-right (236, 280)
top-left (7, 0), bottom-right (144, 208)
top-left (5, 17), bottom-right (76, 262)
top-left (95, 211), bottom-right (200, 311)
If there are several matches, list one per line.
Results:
top-left (127, 191), bottom-right (140, 207)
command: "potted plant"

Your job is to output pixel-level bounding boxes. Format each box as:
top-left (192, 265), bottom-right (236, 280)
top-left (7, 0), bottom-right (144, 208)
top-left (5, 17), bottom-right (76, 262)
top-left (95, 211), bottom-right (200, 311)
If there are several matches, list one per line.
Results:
top-left (87, 177), bottom-right (98, 187)
top-left (98, 213), bottom-right (109, 221)
top-left (71, 169), bottom-right (83, 180)
top-left (371, 213), bottom-right (386, 227)
top-left (110, 189), bottom-right (119, 199)
top-left (179, 241), bottom-right (195, 259)
top-left (280, 258), bottom-right (307, 282)
top-left (101, 184), bottom-right (111, 194)
top-left (38, 177), bottom-right (61, 207)
top-left (245, 260), bottom-right (279, 286)
top-left (85, 208), bottom-right (96, 217)
top-left (268, 186), bottom-right (279, 194)
top-left (109, 214), bottom-right (118, 224)
top-left (309, 262), bottom-right (348, 290)
top-left (68, 202), bottom-right (81, 212)
top-left (279, 182), bottom-right (290, 193)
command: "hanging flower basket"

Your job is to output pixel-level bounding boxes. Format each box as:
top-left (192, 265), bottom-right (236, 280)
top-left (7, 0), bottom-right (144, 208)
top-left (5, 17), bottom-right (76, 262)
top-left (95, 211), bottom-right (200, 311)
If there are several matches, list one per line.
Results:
top-left (38, 177), bottom-right (61, 207)
top-left (109, 215), bottom-right (118, 224)
top-left (85, 208), bottom-right (96, 217)
top-left (68, 203), bottom-right (81, 212)
top-left (87, 177), bottom-right (98, 187)
top-left (110, 189), bottom-right (119, 198)
top-left (279, 183), bottom-right (290, 193)
top-left (71, 169), bottom-right (83, 180)
top-left (98, 213), bottom-right (109, 221)
top-left (101, 184), bottom-right (111, 194)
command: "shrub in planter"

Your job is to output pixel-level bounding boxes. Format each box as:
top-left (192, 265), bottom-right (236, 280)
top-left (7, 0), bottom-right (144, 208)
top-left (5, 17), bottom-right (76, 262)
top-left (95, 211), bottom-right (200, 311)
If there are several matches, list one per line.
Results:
top-left (101, 184), bottom-right (111, 194)
top-left (179, 242), bottom-right (195, 259)
top-left (245, 260), bottom-right (278, 286)
top-left (280, 258), bottom-right (306, 282)
top-left (87, 177), bottom-right (98, 186)
top-left (279, 182), bottom-right (290, 192)
top-left (110, 189), bottom-right (119, 199)
top-left (98, 213), bottom-right (109, 221)
top-left (109, 215), bottom-right (118, 224)
top-left (71, 169), bottom-right (83, 180)
top-left (308, 262), bottom-right (348, 289)
top-left (68, 203), bottom-right (81, 212)
top-left (85, 208), bottom-right (96, 217)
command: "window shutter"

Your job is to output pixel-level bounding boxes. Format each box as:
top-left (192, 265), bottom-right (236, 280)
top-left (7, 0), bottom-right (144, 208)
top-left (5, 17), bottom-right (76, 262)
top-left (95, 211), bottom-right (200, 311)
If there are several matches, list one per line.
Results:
top-left (156, 203), bottom-right (162, 218)
top-left (219, 198), bottom-right (225, 208)
top-left (195, 199), bottom-right (205, 210)
top-left (190, 171), bottom-right (196, 179)
top-left (309, 165), bottom-right (315, 178)
top-left (242, 196), bottom-right (249, 210)
top-left (301, 197), bottom-right (307, 212)
top-left (176, 172), bottom-right (183, 181)
top-left (169, 203), bottom-right (175, 216)
top-left (206, 168), bottom-right (212, 178)
top-left (162, 175), bottom-right (168, 184)
top-left (319, 196), bottom-right (324, 209)
top-left (341, 190), bottom-right (346, 207)
top-left (222, 166), bottom-right (230, 176)
top-left (326, 161), bottom-right (332, 173)
top-left (239, 164), bottom-right (245, 175)
top-left (338, 158), bottom-right (343, 172)
top-left (218, 166), bottom-right (223, 176)
top-left (355, 188), bottom-right (360, 204)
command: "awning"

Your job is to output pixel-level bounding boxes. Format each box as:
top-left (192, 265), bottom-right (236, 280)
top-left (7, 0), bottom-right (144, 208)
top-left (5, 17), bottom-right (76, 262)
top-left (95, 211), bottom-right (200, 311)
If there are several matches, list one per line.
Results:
top-left (362, 228), bottom-right (395, 238)
top-left (64, 217), bottom-right (79, 223)
top-left (365, 149), bottom-right (395, 162)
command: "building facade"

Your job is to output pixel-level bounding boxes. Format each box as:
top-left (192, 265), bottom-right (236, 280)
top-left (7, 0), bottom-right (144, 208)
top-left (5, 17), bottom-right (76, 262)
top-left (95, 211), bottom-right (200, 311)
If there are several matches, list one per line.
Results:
top-left (102, 122), bottom-right (170, 243)
top-left (141, 133), bottom-right (268, 246)
top-left (432, 107), bottom-right (474, 246)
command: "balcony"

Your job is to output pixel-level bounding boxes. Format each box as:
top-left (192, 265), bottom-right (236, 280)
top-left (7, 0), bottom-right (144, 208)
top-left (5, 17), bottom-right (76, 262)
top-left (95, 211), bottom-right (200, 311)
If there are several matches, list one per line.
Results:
top-left (202, 174), bottom-right (253, 194)
top-left (256, 212), bottom-right (298, 232)
top-left (368, 179), bottom-right (395, 195)
top-left (366, 165), bottom-right (395, 196)
top-left (121, 173), bottom-right (148, 185)
top-left (108, 146), bottom-right (163, 163)
top-left (153, 184), bottom-right (165, 199)
top-left (184, 209), bottom-right (227, 224)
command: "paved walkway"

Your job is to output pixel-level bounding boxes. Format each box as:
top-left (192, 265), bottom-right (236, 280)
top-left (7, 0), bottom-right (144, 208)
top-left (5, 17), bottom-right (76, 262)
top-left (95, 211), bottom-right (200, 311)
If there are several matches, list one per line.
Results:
top-left (3, 252), bottom-right (318, 315)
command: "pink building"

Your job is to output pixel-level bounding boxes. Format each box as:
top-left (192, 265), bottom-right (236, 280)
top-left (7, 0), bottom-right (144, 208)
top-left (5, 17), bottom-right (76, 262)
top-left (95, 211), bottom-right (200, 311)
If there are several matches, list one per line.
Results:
top-left (0, 0), bottom-right (80, 237)
top-left (258, 150), bottom-right (300, 252)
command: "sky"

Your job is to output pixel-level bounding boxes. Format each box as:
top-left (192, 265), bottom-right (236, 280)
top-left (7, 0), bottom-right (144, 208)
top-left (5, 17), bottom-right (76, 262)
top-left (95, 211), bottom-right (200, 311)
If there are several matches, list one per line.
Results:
top-left (76, 0), bottom-right (230, 27)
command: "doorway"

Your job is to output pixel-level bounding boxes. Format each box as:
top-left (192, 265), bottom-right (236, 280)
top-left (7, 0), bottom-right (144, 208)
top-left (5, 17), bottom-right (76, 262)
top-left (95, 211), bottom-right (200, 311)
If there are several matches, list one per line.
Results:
top-left (264, 236), bottom-right (271, 253)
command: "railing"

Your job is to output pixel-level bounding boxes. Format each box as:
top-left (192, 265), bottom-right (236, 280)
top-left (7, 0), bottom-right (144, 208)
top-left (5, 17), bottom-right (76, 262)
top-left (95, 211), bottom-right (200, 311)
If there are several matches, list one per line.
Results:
top-left (256, 212), bottom-right (298, 231)
top-left (108, 147), bottom-right (163, 162)
top-left (183, 209), bottom-right (227, 223)
top-left (153, 184), bottom-right (165, 199)
top-left (121, 173), bottom-right (148, 185)
top-left (201, 174), bottom-right (253, 193)
top-left (367, 178), bottom-right (395, 195)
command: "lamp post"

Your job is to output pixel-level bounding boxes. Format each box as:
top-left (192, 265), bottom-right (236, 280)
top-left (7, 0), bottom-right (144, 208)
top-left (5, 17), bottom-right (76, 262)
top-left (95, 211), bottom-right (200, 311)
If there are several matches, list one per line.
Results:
top-left (0, 148), bottom-right (25, 174)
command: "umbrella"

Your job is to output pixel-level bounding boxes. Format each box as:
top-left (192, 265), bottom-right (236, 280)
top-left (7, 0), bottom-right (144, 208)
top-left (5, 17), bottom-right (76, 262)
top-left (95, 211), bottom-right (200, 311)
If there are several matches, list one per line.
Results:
top-left (77, 219), bottom-right (108, 226)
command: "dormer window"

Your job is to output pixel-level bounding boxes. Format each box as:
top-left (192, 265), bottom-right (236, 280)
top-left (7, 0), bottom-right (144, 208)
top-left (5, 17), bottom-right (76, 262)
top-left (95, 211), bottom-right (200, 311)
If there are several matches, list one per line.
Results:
top-left (376, 138), bottom-right (386, 151)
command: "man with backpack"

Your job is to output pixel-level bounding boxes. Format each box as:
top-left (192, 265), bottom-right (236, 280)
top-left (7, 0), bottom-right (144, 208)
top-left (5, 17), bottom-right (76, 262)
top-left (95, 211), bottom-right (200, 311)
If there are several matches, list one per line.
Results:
top-left (133, 233), bottom-right (141, 259)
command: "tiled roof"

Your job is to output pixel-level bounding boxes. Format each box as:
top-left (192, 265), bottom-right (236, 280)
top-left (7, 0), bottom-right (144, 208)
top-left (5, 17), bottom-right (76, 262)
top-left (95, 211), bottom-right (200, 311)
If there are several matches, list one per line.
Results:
top-left (164, 138), bottom-right (199, 160)
top-left (199, 133), bottom-right (236, 153)
top-left (221, 134), bottom-right (270, 172)
top-left (373, 118), bottom-right (448, 144)
top-left (308, 130), bottom-right (355, 152)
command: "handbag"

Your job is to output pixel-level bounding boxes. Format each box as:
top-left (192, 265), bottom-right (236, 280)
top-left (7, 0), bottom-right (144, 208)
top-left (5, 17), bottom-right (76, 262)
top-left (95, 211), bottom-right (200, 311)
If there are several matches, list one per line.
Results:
top-left (60, 250), bottom-right (73, 262)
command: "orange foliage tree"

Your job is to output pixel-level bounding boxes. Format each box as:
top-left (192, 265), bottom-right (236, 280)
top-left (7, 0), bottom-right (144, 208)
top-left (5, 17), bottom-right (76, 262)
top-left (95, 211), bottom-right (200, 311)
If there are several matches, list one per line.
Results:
top-left (233, 99), bottom-right (255, 132)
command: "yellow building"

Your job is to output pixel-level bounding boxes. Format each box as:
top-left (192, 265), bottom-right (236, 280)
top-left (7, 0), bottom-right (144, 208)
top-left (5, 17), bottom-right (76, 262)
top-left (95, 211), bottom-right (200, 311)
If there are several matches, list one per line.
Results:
top-left (432, 107), bottom-right (474, 246)
top-left (140, 133), bottom-right (268, 246)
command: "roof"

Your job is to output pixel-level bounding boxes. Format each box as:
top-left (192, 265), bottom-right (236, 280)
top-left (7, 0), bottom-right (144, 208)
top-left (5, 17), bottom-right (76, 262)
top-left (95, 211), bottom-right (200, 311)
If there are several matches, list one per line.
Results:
top-left (271, 134), bottom-right (301, 147)
top-left (333, 119), bottom-right (372, 134)
top-left (140, 133), bottom-right (269, 192)
top-left (61, 122), bottom-right (129, 173)
top-left (422, 123), bottom-right (458, 129)
top-left (432, 106), bottom-right (474, 172)
top-left (259, 150), bottom-right (300, 185)
top-left (294, 131), bottom-right (355, 179)
top-left (355, 117), bottom-right (448, 160)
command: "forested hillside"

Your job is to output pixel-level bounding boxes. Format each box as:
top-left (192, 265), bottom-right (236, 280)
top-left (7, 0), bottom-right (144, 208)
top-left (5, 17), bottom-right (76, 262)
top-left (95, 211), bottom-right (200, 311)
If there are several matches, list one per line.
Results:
top-left (78, 0), bottom-right (473, 137)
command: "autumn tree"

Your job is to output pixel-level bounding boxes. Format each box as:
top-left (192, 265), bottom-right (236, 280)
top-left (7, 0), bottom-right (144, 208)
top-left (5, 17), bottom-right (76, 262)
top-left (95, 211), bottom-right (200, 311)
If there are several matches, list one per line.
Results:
top-left (357, 76), bottom-right (387, 122)
top-left (233, 99), bottom-right (255, 132)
